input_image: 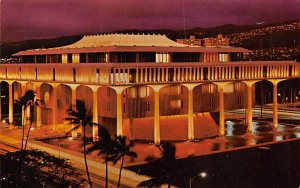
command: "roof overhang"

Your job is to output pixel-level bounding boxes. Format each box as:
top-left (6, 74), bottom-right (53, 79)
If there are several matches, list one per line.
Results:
top-left (13, 46), bottom-right (251, 56)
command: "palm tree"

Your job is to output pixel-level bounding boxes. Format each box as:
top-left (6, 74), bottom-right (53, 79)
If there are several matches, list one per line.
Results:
top-left (16, 90), bottom-right (36, 150)
top-left (88, 125), bottom-right (112, 188)
top-left (107, 135), bottom-right (137, 188)
top-left (138, 142), bottom-right (177, 188)
top-left (65, 100), bottom-right (94, 188)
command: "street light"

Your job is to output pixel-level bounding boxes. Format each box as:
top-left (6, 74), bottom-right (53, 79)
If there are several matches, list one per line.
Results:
top-left (189, 171), bottom-right (208, 188)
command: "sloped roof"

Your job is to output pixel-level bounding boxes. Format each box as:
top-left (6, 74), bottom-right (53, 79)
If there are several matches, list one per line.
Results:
top-left (13, 34), bottom-right (251, 56)
top-left (58, 33), bottom-right (188, 48)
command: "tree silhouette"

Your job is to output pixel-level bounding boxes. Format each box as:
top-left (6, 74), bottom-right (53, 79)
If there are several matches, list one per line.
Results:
top-left (107, 135), bottom-right (137, 188)
top-left (138, 142), bottom-right (177, 188)
top-left (88, 125), bottom-right (112, 188)
top-left (16, 90), bottom-right (40, 150)
top-left (65, 100), bottom-right (94, 188)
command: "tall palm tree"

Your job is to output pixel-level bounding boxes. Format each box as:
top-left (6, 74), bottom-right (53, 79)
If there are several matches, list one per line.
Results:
top-left (107, 135), bottom-right (137, 188)
top-left (88, 125), bottom-right (112, 188)
top-left (65, 100), bottom-right (94, 188)
top-left (16, 90), bottom-right (36, 150)
top-left (138, 142), bottom-right (177, 188)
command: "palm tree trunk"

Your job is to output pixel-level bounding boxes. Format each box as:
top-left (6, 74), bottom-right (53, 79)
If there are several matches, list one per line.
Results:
top-left (117, 155), bottom-right (125, 188)
top-left (21, 107), bottom-right (26, 150)
top-left (24, 119), bottom-right (32, 150)
top-left (105, 153), bottom-right (108, 188)
top-left (83, 125), bottom-right (92, 188)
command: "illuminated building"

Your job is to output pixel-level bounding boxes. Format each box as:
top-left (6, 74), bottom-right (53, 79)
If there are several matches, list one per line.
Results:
top-left (1, 33), bottom-right (299, 144)
top-left (176, 34), bottom-right (229, 47)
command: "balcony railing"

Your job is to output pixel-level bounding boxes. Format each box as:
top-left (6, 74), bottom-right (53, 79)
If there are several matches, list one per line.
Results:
top-left (0, 61), bottom-right (299, 85)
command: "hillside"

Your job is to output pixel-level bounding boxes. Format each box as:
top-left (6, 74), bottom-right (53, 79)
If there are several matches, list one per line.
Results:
top-left (1, 20), bottom-right (299, 61)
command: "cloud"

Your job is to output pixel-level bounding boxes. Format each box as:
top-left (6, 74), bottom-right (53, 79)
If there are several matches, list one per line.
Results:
top-left (1, 0), bottom-right (299, 42)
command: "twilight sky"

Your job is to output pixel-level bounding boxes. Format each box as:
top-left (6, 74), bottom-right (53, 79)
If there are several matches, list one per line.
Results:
top-left (1, 0), bottom-right (299, 42)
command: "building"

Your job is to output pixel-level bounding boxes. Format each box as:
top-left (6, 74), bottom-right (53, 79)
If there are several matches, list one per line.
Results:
top-left (176, 34), bottom-right (230, 47)
top-left (1, 33), bottom-right (299, 144)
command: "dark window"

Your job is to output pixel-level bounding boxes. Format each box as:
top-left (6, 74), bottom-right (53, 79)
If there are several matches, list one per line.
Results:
top-left (68, 54), bottom-right (72, 63)
top-left (80, 53), bottom-right (86, 63)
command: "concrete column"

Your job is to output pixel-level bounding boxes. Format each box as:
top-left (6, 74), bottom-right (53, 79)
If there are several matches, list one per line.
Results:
top-left (269, 79), bottom-right (285, 129)
top-left (68, 84), bottom-right (79, 138)
top-left (105, 53), bottom-right (110, 63)
top-left (0, 83), bottom-right (1, 121)
top-left (20, 83), bottom-right (26, 126)
top-left (273, 83), bottom-right (278, 128)
top-left (116, 93), bottom-right (123, 136)
top-left (219, 86), bottom-right (225, 136)
top-left (111, 86), bottom-right (127, 136)
top-left (91, 86), bottom-right (100, 141)
top-left (183, 83), bottom-right (200, 141)
top-left (154, 90), bottom-right (160, 144)
top-left (148, 85), bottom-right (168, 145)
top-left (242, 81), bottom-right (259, 133)
top-left (214, 82), bottom-right (229, 136)
top-left (246, 84), bottom-right (253, 132)
top-left (72, 88), bottom-right (76, 107)
top-left (26, 100), bottom-right (31, 125)
top-left (52, 84), bottom-right (58, 131)
top-left (8, 82), bottom-right (13, 125)
top-left (188, 88), bottom-right (194, 140)
top-left (35, 84), bottom-right (42, 128)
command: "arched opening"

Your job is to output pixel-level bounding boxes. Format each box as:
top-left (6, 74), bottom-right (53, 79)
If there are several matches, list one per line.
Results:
top-left (57, 84), bottom-right (72, 124)
top-left (12, 82), bottom-right (22, 125)
top-left (224, 82), bottom-right (247, 110)
top-left (193, 83), bottom-right (219, 138)
top-left (194, 83), bottom-right (219, 113)
top-left (278, 78), bottom-right (300, 106)
top-left (40, 83), bottom-right (54, 125)
top-left (98, 86), bottom-right (117, 136)
top-left (254, 80), bottom-right (273, 118)
top-left (158, 85), bottom-right (188, 141)
top-left (76, 85), bottom-right (93, 137)
top-left (159, 85), bottom-right (188, 116)
top-left (121, 85), bottom-right (154, 140)
top-left (0, 81), bottom-right (9, 122)
top-left (223, 81), bottom-right (248, 136)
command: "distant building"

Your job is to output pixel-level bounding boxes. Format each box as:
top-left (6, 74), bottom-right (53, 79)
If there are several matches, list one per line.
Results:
top-left (176, 35), bottom-right (202, 46)
top-left (177, 34), bottom-right (230, 47)
top-left (204, 34), bottom-right (230, 47)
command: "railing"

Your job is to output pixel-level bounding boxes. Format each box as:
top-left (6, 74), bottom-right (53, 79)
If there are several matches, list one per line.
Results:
top-left (0, 61), bottom-right (299, 85)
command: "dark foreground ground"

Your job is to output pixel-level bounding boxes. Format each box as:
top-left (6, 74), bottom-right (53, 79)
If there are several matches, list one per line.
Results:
top-left (128, 139), bottom-right (300, 188)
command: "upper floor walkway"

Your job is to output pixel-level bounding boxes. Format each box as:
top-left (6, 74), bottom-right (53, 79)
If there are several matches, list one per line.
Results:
top-left (0, 61), bottom-right (299, 85)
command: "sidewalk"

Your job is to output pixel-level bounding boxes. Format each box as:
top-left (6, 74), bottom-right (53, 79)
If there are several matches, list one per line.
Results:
top-left (0, 124), bottom-right (150, 188)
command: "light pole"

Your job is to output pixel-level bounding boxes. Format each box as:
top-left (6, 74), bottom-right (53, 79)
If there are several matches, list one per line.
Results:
top-left (189, 172), bottom-right (207, 188)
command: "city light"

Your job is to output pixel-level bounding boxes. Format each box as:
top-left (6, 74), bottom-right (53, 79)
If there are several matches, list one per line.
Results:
top-left (200, 172), bottom-right (207, 178)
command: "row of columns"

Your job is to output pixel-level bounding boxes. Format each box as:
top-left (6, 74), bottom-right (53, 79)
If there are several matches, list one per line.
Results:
top-left (4, 80), bottom-right (283, 145)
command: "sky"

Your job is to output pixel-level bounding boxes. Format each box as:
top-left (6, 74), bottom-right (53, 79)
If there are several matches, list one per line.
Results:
top-left (1, 0), bottom-right (299, 42)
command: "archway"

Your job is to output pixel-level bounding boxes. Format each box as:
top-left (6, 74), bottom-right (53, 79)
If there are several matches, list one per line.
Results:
top-left (0, 81), bottom-right (9, 121)
top-left (278, 78), bottom-right (300, 106)
top-left (98, 86), bottom-right (117, 136)
top-left (57, 84), bottom-right (72, 124)
top-left (223, 81), bottom-right (248, 137)
top-left (40, 83), bottom-right (54, 125)
top-left (254, 80), bottom-right (273, 118)
top-left (193, 83), bottom-right (219, 139)
top-left (121, 85), bottom-right (154, 140)
top-left (12, 81), bottom-right (23, 126)
top-left (76, 85), bottom-right (93, 137)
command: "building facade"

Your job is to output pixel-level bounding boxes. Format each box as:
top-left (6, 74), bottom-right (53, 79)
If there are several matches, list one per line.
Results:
top-left (1, 34), bottom-right (299, 144)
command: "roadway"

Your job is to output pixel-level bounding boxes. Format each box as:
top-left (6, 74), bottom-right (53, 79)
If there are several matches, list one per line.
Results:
top-left (0, 140), bottom-right (124, 188)
top-left (226, 106), bottom-right (300, 121)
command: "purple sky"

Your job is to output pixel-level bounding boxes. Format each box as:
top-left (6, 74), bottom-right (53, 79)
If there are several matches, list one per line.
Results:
top-left (1, 0), bottom-right (299, 42)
